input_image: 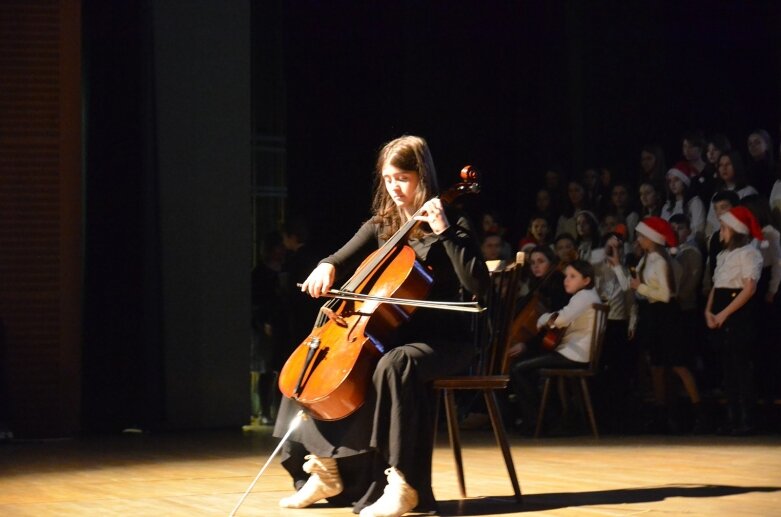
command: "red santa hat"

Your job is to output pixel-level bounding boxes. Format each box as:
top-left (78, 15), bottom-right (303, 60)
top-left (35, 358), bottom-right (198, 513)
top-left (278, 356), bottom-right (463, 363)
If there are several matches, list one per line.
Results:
top-left (636, 216), bottom-right (679, 253)
top-left (666, 161), bottom-right (695, 187)
top-left (720, 206), bottom-right (768, 248)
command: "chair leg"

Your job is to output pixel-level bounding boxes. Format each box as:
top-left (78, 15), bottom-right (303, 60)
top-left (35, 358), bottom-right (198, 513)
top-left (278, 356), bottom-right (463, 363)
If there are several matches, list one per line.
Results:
top-left (579, 377), bottom-right (599, 439)
top-left (484, 389), bottom-right (523, 503)
top-left (444, 388), bottom-right (466, 498)
top-left (534, 377), bottom-right (552, 438)
top-left (432, 388), bottom-right (441, 446)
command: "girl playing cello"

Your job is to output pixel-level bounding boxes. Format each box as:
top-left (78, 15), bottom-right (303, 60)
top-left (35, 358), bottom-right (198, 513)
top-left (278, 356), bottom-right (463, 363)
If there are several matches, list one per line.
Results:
top-left (273, 135), bottom-right (488, 517)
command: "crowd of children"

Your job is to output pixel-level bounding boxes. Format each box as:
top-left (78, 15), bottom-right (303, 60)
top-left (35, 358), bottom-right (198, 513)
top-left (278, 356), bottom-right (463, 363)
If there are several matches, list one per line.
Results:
top-left (482, 130), bottom-right (781, 435)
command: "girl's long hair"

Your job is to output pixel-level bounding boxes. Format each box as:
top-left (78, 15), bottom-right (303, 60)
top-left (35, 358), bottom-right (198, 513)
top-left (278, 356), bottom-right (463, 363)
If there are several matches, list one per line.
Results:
top-left (370, 135), bottom-right (439, 240)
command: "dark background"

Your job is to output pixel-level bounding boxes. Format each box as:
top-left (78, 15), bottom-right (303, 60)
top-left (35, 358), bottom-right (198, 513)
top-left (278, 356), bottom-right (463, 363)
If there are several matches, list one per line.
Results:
top-left (78, 0), bottom-right (780, 432)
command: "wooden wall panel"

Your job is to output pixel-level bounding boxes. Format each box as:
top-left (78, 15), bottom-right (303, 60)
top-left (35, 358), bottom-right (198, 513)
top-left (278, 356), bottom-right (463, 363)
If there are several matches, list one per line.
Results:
top-left (0, 0), bottom-right (82, 437)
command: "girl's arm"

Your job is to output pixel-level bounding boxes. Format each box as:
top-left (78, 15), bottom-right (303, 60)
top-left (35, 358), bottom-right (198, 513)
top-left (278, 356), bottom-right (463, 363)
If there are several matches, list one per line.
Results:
top-left (545, 290), bottom-right (594, 327)
top-left (713, 278), bottom-right (757, 328)
top-left (704, 287), bottom-right (717, 329)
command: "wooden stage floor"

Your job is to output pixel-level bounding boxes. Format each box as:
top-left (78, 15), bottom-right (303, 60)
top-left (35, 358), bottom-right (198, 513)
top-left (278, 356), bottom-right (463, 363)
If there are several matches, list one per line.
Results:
top-left (1, 427), bottom-right (780, 516)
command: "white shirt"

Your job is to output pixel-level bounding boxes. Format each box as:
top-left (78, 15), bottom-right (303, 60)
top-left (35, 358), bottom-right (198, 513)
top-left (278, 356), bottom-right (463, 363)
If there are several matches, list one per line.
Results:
top-left (661, 196), bottom-right (706, 237)
top-left (594, 260), bottom-right (633, 321)
top-left (713, 244), bottom-right (763, 289)
top-left (636, 251), bottom-right (680, 303)
top-left (537, 287), bottom-right (600, 363)
top-left (771, 180), bottom-right (781, 232)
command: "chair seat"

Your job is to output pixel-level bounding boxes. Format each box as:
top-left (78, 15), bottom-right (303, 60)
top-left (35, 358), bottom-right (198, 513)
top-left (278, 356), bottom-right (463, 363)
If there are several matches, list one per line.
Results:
top-left (433, 375), bottom-right (509, 390)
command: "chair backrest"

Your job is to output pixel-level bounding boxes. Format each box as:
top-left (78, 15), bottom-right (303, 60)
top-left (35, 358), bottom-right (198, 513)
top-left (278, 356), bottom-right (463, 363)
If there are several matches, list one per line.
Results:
top-left (475, 252), bottom-right (524, 377)
top-left (587, 303), bottom-right (610, 372)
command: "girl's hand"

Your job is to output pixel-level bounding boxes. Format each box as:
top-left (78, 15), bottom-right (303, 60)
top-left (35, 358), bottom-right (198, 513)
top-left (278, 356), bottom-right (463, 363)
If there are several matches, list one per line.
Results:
top-left (713, 311), bottom-right (728, 328)
top-left (705, 311), bottom-right (718, 329)
top-left (414, 198), bottom-right (450, 235)
top-left (301, 263), bottom-right (335, 298)
top-left (629, 276), bottom-right (641, 290)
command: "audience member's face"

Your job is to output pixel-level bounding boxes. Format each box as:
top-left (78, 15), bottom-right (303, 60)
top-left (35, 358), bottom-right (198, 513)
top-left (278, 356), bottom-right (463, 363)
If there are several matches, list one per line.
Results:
top-left (600, 168), bottom-right (612, 188)
top-left (536, 190), bottom-right (551, 212)
top-left (640, 151), bottom-right (656, 174)
top-left (706, 143), bottom-right (722, 165)
top-left (667, 175), bottom-right (685, 197)
top-left (568, 182), bottom-right (585, 206)
top-left (529, 251), bottom-right (552, 278)
top-left (481, 235), bottom-right (503, 260)
top-left (713, 200), bottom-right (733, 217)
top-left (602, 214), bottom-right (619, 234)
top-left (482, 214), bottom-right (498, 233)
top-left (747, 133), bottom-right (767, 160)
top-left (563, 266), bottom-right (590, 294)
top-left (718, 155), bottom-right (735, 184)
top-left (611, 185), bottom-right (629, 209)
top-left (639, 184), bottom-right (657, 209)
top-left (682, 139), bottom-right (702, 161)
top-left (555, 238), bottom-right (578, 263)
top-left (545, 170), bottom-right (561, 189)
top-left (582, 168), bottom-right (598, 189)
top-left (671, 222), bottom-right (691, 244)
top-left (719, 222), bottom-right (736, 245)
top-left (636, 234), bottom-right (653, 252)
top-left (529, 218), bottom-right (549, 241)
top-left (575, 214), bottom-right (593, 238)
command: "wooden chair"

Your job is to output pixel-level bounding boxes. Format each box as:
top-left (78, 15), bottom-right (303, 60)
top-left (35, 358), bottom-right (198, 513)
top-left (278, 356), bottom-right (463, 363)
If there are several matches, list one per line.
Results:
top-left (534, 302), bottom-right (609, 439)
top-left (433, 253), bottom-right (524, 503)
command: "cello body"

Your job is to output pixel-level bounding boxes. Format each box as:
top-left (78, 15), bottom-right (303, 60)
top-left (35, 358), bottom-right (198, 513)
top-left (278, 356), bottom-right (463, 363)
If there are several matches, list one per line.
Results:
top-left (278, 238), bottom-right (433, 420)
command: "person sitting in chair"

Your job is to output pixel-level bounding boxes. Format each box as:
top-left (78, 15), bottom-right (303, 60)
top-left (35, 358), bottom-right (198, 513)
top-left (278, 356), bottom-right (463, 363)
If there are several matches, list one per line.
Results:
top-left (509, 259), bottom-right (600, 434)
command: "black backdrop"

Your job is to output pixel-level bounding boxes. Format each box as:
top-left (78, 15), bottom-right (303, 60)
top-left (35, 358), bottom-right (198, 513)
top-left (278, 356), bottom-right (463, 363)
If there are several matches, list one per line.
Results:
top-left (81, 0), bottom-right (780, 432)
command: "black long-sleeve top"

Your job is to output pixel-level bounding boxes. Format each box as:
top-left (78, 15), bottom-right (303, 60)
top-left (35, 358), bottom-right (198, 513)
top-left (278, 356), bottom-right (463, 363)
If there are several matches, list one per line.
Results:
top-left (320, 208), bottom-right (489, 346)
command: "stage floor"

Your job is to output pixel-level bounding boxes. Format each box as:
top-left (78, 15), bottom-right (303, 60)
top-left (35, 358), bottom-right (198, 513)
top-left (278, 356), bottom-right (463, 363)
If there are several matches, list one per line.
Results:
top-left (1, 427), bottom-right (780, 516)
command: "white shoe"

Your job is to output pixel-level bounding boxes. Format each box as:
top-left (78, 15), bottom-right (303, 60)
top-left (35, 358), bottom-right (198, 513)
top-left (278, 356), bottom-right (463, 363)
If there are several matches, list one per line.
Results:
top-left (359, 467), bottom-right (419, 517)
top-left (279, 455), bottom-right (343, 508)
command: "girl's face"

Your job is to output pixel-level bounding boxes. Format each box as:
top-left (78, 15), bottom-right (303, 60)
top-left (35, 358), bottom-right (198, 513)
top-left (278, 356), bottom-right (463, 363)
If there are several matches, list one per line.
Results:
top-left (718, 155), bottom-right (735, 183)
top-left (747, 133), bottom-right (767, 159)
top-left (611, 185), bottom-right (628, 209)
top-left (382, 164), bottom-right (420, 212)
top-left (568, 182), bottom-right (585, 206)
top-left (640, 150), bottom-right (656, 174)
top-left (719, 222), bottom-right (736, 245)
top-left (563, 265), bottom-right (591, 294)
top-left (536, 190), bottom-right (551, 212)
top-left (639, 184), bottom-right (657, 209)
top-left (555, 238), bottom-right (577, 263)
top-left (636, 234), bottom-right (654, 252)
top-left (667, 175), bottom-right (685, 197)
top-left (529, 218), bottom-right (549, 241)
top-left (575, 214), bottom-right (593, 238)
top-left (706, 143), bottom-right (722, 165)
top-left (529, 251), bottom-right (552, 278)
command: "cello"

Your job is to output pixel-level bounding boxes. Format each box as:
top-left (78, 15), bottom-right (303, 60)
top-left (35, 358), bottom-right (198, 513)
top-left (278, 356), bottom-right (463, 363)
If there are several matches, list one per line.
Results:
top-left (278, 167), bottom-right (483, 421)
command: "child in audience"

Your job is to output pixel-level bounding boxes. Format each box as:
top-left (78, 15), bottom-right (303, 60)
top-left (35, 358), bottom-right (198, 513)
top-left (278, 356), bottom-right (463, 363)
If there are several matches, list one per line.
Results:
top-left (510, 260), bottom-right (601, 434)
top-left (517, 214), bottom-right (551, 252)
top-left (705, 206), bottom-right (764, 435)
top-left (662, 162), bottom-right (706, 243)
top-left (554, 233), bottom-right (579, 266)
top-left (631, 217), bottom-right (705, 433)
top-left (574, 210), bottom-right (601, 263)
